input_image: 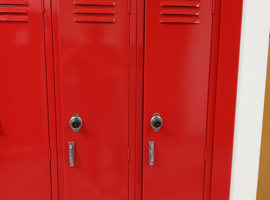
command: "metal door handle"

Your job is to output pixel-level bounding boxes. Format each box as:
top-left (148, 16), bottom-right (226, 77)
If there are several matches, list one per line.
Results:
top-left (69, 142), bottom-right (75, 167)
top-left (149, 141), bottom-right (155, 166)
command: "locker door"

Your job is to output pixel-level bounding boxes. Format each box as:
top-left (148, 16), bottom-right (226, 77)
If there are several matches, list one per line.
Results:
top-left (143, 0), bottom-right (213, 199)
top-left (52, 0), bottom-right (130, 199)
top-left (0, 0), bottom-right (52, 200)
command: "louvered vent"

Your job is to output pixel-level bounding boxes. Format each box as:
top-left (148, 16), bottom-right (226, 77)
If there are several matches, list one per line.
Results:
top-left (73, 0), bottom-right (116, 23)
top-left (160, 1), bottom-right (200, 24)
top-left (0, 0), bottom-right (29, 22)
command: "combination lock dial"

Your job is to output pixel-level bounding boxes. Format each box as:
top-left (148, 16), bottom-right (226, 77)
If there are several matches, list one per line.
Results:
top-left (150, 113), bottom-right (163, 132)
top-left (69, 114), bottom-right (83, 132)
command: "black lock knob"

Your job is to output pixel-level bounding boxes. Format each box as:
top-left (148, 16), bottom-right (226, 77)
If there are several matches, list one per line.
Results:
top-left (71, 119), bottom-right (81, 129)
top-left (69, 114), bottom-right (83, 132)
top-left (150, 113), bottom-right (163, 132)
top-left (152, 120), bottom-right (162, 128)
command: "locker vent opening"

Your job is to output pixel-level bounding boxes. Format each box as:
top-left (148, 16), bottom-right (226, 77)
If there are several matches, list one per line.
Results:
top-left (73, 0), bottom-right (116, 23)
top-left (160, 0), bottom-right (200, 24)
top-left (0, 0), bottom-right (29, 22)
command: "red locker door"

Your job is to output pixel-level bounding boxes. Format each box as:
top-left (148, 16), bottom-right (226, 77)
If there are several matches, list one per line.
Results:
top-left (0, 0), bottom-right (52, 200)
top-left (143, 0), bottom-right (213, 199)
top-left (53, 0), bottom-right (130, 199)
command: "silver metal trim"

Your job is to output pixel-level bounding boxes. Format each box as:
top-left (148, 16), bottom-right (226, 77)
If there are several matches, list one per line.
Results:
top-left (69, 142), bottom-right (75, 167)
top-left (149, 141), bottom-right (155, 166)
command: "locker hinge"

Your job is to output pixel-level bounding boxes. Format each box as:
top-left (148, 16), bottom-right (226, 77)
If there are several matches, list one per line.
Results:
top-left (41, 0), bottom-right (45, 13)
top-left (211, 0), bottom-right (215, 15)
top-left (128, 0), bottom-right (131, 14)
top-left (204, 146), bottom-right (208, 161)
top-left (127, 147), bottom-right (130, 161)
top-left (48, 147), bottom-right (51, 162)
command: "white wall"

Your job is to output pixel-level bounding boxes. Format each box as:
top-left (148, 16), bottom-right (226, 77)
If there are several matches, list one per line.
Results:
top-left (230, 0), bottom-right (270, 200)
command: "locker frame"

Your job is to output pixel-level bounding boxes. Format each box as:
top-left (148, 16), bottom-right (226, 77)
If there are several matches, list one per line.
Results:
top-left (209, 0), bottom-right (244, 199)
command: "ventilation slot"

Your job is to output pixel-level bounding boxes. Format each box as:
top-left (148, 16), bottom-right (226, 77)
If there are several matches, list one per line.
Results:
top-left (0, 0), bottom-right (29, 22)
top-left (73, 0), bottom-right (116, 23)
top-left (160, 1), bottom-right (200, 24)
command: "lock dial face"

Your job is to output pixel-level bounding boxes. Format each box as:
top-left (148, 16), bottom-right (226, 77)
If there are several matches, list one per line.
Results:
top-left (69, 114), bottom-right (83, 132)
top-left (150, 113), bottom-right (163, 132)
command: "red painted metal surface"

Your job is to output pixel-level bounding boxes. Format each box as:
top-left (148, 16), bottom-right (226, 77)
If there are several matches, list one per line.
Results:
top-left (0, 7), bottom-right (29, 14)
top-left (43, 0), bottom-right (60, 199)
top-left (160, 1), bottom-right (200, 7)
top-left (51, 0), bottom-right (130, 199)
top-left (0, 1), bottom-right (29, 22)
top-left (202, 0), bottom-right (222, 199)
top-left (0, 0), bottom-right (243, 198)
top-left (210, 0), bottom-right (243, 199)
top-left (0, 0), bottom-right (28, 5)
top-left (125, 1), bottom-right (144, 200)
top-left (0, 0), bottom-right (51, 199)
top-left (143, 0), bottom-right (213, 200)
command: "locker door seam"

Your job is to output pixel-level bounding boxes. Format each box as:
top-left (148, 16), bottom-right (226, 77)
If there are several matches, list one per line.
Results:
top-left (42, 0), bottom-right (60, 199)
top-left (41, 0), bottom-right (54, 198)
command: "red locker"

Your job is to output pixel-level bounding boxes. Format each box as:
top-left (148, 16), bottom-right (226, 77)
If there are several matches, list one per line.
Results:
top-left (0, 0), bottom-right (243, 199)
top-left (143, 0), bottom-right (213, 199)
top-left (0, 0), bottom-right (52, 199)
top-left (51, 0), bottom-right (130, 199)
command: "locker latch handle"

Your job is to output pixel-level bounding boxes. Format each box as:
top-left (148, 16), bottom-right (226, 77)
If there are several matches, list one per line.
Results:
top-left (69, 142), bottom-right (75, 167)
top-left (149, 141), bottom-right (155, 166)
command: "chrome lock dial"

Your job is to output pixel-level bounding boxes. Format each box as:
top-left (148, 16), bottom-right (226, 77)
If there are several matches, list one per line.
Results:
top-left (69, 114), bottom-right (83, 132)
top-left (150, 113), bottom-right (163, 132)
